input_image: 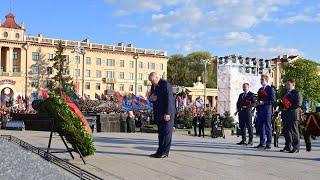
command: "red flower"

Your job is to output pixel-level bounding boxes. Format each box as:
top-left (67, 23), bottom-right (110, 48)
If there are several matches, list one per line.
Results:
top-left (258, 89), bottom-right (268, 97)
top-left (281, 97), bottom-right (292, 110)
top-left (243, 99), bottom-right (251, 106)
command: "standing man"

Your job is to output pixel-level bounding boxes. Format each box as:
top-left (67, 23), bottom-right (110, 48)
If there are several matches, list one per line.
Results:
top-left (192, 113), bottom-right (198, 136)
top-left (255, 74), bottom-right (276, 149)
top-left (236, 83), bottom-right (255, 145)
top-left (280, 79), bottom-right (302, 153)
top-left (148, 72), bottom-right (176, 158)
top-left (198, 112), bottom-right (205, 138)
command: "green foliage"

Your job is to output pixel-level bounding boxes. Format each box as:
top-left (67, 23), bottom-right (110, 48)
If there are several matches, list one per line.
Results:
top-left (280, 58), bottom-right (320, 110)
top-left (204, 110), bottom-right (212, 128)
top-left (220, 111), bottom-right (235, 128)
top-left (167, 51), bottom-right (217, 88)
top-left (43, 92), bottom-right (95, 156)
top-left (50, 41), bottom-right (73, 91)
top-left (183, 108), bottom-right (194, 128)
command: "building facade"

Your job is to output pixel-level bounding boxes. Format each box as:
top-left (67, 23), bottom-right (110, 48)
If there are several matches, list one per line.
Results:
top-left (0, 13), bottom-right (168, 104)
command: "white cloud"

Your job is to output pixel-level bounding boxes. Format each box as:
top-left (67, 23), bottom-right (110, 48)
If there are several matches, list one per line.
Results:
top-left (208, 32), bottom-right (271, 46)
top-left (117, 23), bottom-right (138, 29)
top-left (247, 46), bottom-right (303, 59)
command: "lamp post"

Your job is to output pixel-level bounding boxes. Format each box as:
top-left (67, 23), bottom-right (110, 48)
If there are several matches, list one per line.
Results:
top-left (72, 46), bottom-right (85, 97)
top-left (133, 53), bottom-right (139, 95)
top-left (201, 59), bottom-right (211, 110)
top-left (23, 42), bottom-right (30, 107)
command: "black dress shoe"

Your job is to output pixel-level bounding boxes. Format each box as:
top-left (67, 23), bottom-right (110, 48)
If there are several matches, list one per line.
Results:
top-left (264, 145), bottom-right (271, 150)
top-left (149, 153), bottom-right (159, 158)
top-left (247, 141), bottom-right (253, 146)
top-left (254, 144), bottom-right (265, 148)
top-left (155, 154), bottom-right (168, 158)
top-left (236, 141), bottom-right (247, 145)
top-left (280, 148), bottom-right (290, 153)
top-left (289, 149), bottom-right (299, 153)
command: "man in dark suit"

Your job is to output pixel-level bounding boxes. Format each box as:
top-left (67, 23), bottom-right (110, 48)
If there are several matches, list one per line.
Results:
top-left (192, 113), bottom-right (198, 136)
top-left (280, 79), bottom-right (302, 153)
top-left (236, 83), bottom-right (255, 145)
top-left (198, 112), bottom-right (205, 138)
top-left (148, 72), bottom-right (176, 158)
top-left (255, 74), bottom-right (276, 149)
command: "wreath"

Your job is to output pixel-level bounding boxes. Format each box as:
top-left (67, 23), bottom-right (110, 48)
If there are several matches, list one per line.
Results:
top-left (42, 92), bottom-right (95, 156)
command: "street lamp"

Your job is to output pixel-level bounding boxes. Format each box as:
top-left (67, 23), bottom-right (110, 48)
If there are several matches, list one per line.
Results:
top-left (22, 42), bottom-right (30, 107)
top-left (133, 53), bottom-right (139, 95)
top-left (201, 59), bottom-right (211, 110)
top-left (72, 46), bottom-right (85, 97)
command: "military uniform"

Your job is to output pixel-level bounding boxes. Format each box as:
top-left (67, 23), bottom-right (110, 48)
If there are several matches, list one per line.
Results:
top-left (272, 114), bottom-right (281, 147)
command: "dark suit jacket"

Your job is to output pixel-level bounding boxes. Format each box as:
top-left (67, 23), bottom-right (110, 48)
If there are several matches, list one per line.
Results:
top-left (281, 89), bottom-right (303, 122)
top-left (150, 79), bottom-right (176, 125)
top-left (256, 85), bottom-right (276, 122)
top-left (236, 91), bottom-right (255, 122)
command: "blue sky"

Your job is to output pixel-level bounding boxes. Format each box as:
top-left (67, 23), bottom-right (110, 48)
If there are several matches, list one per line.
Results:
top-left (0, 0), bottom-right (319, 61)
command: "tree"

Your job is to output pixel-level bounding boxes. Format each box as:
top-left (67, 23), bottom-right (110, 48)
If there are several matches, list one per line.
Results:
top-left (50, 41), bottom-right (73, 91)
top-left (167, 51), bottom-right (217, 88)
top-left (28, 48), bottom-right (49, 91)
top-left (280, 58), bottom-right (320, 110)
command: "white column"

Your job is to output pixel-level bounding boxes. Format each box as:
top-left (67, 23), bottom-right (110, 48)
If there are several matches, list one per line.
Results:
top-left (8, 47), bottom-right (13, 73)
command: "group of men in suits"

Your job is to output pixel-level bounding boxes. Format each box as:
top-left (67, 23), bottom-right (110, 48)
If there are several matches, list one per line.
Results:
top-left (236, 75), bottom-right (302, 153)
top-left (192, 112), bottom-right (206, 138)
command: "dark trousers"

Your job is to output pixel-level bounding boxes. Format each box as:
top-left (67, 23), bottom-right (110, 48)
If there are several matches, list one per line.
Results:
top-left (283, 120), bottom-right (300, 150)
top-left (199, 125), bottom-right (204, 137)
top-left (156, 120), bottom-right (174, 155)
top-left (193, 125), bottom-right (197, 136)
top-left (259, 120), bottom-right (272, 146)
top-left (239, 118), bottom-right (253, 142)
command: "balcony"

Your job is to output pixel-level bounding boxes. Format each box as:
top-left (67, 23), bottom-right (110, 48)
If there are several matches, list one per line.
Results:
top-left (102, 78), bottom-right (116, 84)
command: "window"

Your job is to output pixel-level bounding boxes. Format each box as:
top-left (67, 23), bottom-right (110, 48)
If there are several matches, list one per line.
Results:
top-left (85, 82), bottom-right (90, 89)
top-left (75, 69), bottom-right (80, 77)
top-left (119, 72), bottom-right (125, 79)
top-left (96, 70), bottom-right (101, 78)
top-left (129, 85), bottom-right (134, 92)
top-left (86, 57), bottom-right (91, 65)
top-left (62, 69), bottom-right (69, 75)
top-left (138, 73), bottom-right (143, 80)
top-left (47, 67), bottom-right (53, 75)
top-left (96, 58), bottom-right (101, 65)
top-left (3, 32), bottom-right (8, 38)
top-left (96, 83), bottom-right (101, 90)
top-left (75, 56), bottom-right (80, 64)
top-left (106, 71), bottom-right (114, 78)
top-left (129, 73), bottom-right (134, 80)
top-left (138, 85), bottom-right (143, 92)
top-left (32, 52), bottom-right (40, 61)
top-left (15, 33), bottom-right (20, 39)
top-left (159, 63), bottom-right (164, 70)
top-left (85, 69), bottom-right (91, 77)
top-left (148, 62), bottom-right (155, 69)
top-left (31, 79), bottom-right (39, 88)
top-left (129, 61), bottom-right (134, 68)
top-left (32, 66), bottom-right (39, 74)
top-left (119, 84), bottom-right (124, 91)
top-left (12, 66), bottom-right (19, 72)
top-left (13, 51), bottom-right (18, 60)
top-left (120, 60), bottom-right (125, 67)
top-left (107, 59), bottom-right (115, 66)
top-left (107, 84), bottom-right (114, 90)
top-left (48, 54), bottom-right (54, 60)
top-left (65, 55), bottom-right (70, 63)
top-left (138, 61), bottom-right (143, 69)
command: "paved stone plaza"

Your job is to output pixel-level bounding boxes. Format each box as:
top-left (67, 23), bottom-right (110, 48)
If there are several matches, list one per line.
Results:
top-left (0, 130), bottom-right (319, 180)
